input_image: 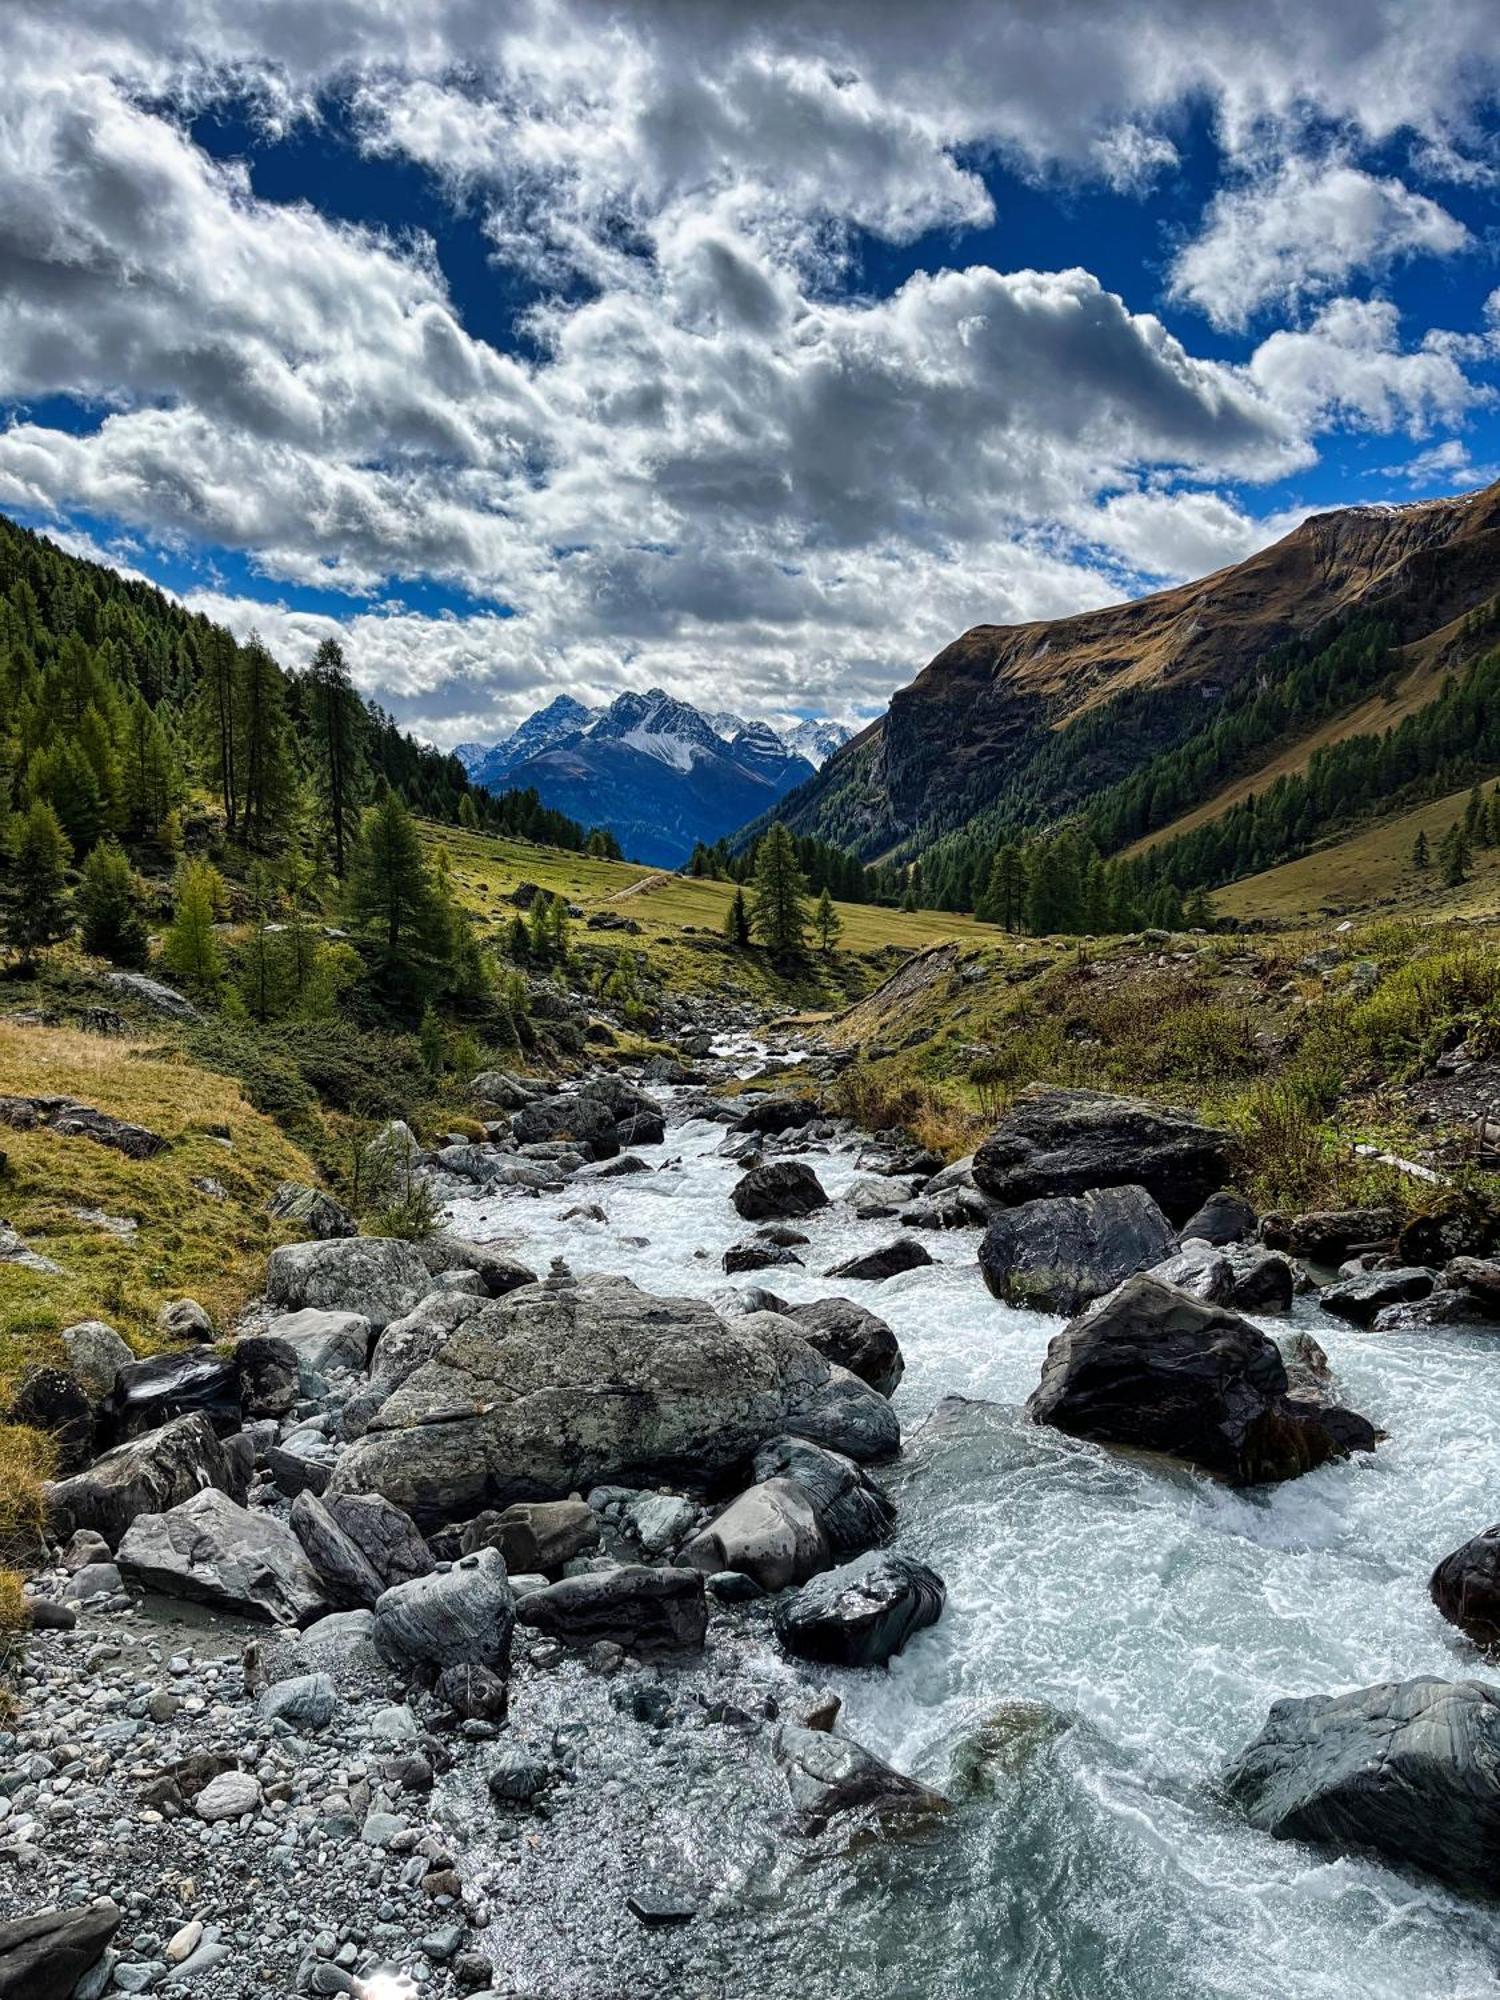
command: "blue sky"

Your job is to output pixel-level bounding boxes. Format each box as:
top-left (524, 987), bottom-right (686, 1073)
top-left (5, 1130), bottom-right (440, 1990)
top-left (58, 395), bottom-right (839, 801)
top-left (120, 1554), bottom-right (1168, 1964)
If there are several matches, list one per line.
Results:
top-left (2, 2), bottom-right (1498, 745)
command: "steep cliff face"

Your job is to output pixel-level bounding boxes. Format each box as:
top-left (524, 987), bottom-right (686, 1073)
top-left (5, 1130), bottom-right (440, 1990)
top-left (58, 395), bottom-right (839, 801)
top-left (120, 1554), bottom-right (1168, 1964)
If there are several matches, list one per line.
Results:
top-left (779, 484), bottom-right (1500, 855)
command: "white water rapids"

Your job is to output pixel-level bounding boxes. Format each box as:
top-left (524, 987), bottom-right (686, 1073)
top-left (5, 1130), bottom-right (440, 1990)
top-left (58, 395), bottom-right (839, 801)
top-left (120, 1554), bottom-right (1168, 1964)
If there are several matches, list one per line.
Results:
top-left (441, 1067), bottom-right (1500, 2000)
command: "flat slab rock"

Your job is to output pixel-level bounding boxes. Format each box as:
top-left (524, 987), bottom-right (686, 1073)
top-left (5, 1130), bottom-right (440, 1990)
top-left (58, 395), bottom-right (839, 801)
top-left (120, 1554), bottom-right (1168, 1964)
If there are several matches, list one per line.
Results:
top-left (0, 1899), bottom-right (121, 2000)
top-left (328, 1274), bottom-right (895, 1526)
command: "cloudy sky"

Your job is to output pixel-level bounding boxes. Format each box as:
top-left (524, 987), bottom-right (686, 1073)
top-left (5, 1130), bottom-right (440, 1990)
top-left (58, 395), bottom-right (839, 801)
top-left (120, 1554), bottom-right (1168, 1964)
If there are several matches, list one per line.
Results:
top-left (2, 2), bottom-right (1499, 747)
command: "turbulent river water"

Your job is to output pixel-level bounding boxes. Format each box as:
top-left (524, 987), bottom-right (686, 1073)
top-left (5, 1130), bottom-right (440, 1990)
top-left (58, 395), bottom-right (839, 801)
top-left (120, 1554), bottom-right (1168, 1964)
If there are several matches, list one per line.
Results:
top-left (440, 1054), bottom-right (1500, 2000)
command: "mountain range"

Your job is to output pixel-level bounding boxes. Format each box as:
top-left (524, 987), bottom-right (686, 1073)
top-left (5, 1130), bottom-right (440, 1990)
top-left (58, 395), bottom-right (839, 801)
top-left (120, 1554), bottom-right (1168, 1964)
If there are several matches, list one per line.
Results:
top-left (761, 483), bottom-right (1500, 880)
top-left (456, 691), bottom-right (852, 866)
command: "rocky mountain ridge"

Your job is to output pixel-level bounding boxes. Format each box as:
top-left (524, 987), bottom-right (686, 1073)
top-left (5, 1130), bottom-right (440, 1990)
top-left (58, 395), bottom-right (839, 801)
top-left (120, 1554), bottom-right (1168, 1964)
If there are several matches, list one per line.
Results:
top-left (769, 482), bottom-right (1500, 860)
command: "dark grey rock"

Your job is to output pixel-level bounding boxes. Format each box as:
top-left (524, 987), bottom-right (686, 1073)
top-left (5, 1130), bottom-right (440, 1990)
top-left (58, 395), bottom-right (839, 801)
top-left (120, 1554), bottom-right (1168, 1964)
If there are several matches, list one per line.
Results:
top-left (733, 1095), bottom-right (817, 1135)
top-left (516, 1564), bottom-right (707, 1654)
top-left (235, 1335), bottom-right (299, 1418)
top-left (101, 1349), bottom-right (240, 1442)
top-left (824, 1237), bottom-right (933, 1282)
top-left (1179, 1190), bottom-right (1258, 1246)
top-left (979, 1184), bottom-right (1174, 1315)
top-left (1223, 1244), bottom-right (1296, 1313)
top-left (1225, 1676), bottom-right (1500, 1894)
top-left (1026, 1273), bottom-right (1376, 1484)
top-left (972, 1086), bottom-right (1231, 1221)
top-left (290, 1491), bottom-right (387, 1608)
top-left (1431, 1525), bottom-right (1500, 1650)
top-left (325, 1492), bottom-right (433, 1589)
top-left (787, 1297), bottom-right (903, 1397)
top-left (722, 1239), bottom-right (805, 1274)
top-left (731, 1161), bottom-right (829, 1221)
top-left (1321, 1267), bottom-right (1435, 1327)
top-left (775, 1551), bottom-right (945, 1667)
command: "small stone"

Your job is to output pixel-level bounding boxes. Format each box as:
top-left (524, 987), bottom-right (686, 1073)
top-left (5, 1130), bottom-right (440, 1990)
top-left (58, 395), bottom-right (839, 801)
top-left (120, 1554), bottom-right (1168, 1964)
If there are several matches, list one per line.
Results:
top-left (627, 1888), bottom-right (696, 1926)
top-left (166, 1919), bottom-right (203, 1963)
top-left (194, 1770), bottom-right (262, 1822)
top-left (420, 1923), bottom-right (466, 1962)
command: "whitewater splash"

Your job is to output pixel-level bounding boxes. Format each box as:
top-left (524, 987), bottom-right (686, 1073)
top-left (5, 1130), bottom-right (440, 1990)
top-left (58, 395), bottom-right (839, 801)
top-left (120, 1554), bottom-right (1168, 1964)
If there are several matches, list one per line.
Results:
top-left (442, 1084), bottom-right (1500, 2000)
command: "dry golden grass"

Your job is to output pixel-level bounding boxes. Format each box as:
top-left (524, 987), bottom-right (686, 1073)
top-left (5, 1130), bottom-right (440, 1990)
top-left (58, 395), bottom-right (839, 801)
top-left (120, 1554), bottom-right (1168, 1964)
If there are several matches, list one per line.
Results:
top-left (0, 1022), bottom-right (317, 1399)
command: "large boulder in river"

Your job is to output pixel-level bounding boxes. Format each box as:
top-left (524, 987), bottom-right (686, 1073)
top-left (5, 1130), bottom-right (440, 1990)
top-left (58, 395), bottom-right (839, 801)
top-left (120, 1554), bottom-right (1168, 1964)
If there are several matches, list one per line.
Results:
top-left (732, 1161), bottom-right (829, 1221)
top-left (971, 1087), bottom-right (1231, 1221)
top-left (509, 1093), bottom-right (620, 1157)
top-left (979, 1185), bottom-right (1175, 1315)
top-left (1320, 1267), bottom-right (1434, 1327)
top-left (787, 1298), bottom-right (903, 1396)
top-left (328, 1276), bottom-right (896, 1525)
top-left (265, 1237), bottom-right (432, 1330)
top-left (45, 1413), bottom-right (240, 1547)
top-left (1225, 1677), bottom-right (1500, 1895)
top-left (117, 1487), bottom-right (330, 1624)
top-left (775, 1552), bottom-right (945, 1668)
top-left (1025, 1274), bottom-right (1375, 1484)
top-left (1430, 1525), bottom-right (1500, 1650)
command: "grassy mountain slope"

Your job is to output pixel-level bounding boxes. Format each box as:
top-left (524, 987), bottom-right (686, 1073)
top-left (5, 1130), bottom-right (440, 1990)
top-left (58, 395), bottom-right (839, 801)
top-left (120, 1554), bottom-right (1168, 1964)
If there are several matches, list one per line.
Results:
top-left (425, 820), bottom-right (990, 1006)
top-left (766, 483), bottom-right (1500, 868)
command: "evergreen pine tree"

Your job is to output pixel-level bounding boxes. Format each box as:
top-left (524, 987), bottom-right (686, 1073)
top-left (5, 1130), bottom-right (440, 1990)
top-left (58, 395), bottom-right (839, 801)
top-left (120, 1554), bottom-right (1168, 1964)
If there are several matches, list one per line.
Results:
top-left (458, 792), bottom-right (479, 831)
top-left (78, 839), bottom-right (149, 968)
top-left (813, 886), bottom-right (842, 955)
top-left (306, 637), bottom-right (366, 877)
top-left (1412, 829), bottom-right (1430, 869)
top-left (236, 636), bottom-right (293, 851)
top-left (2, 799), bottom-right (72, 966)
top-left (161, 858), bottom-right (225, 993)
top-left (724, 887), bottom-right (751, 945)
top-left (344, 792), bottom-right (450, 1012)
top-left (748, 823), bottom-right (810, 956)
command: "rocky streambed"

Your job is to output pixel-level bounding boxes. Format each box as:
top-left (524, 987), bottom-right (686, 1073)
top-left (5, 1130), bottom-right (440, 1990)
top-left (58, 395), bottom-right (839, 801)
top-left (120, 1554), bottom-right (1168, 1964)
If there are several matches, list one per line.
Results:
top-left (9, 1040), bottom-right (1500, 1999)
